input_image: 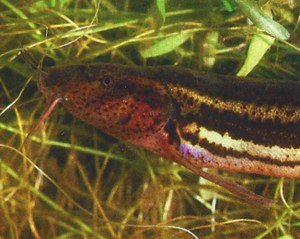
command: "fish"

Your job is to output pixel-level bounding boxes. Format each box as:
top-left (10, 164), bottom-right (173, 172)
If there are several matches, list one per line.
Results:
top-left (37, 63), bottom-right (300, 208)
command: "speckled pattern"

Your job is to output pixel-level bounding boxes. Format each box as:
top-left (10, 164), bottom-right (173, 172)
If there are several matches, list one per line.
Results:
top-left (40, 64), bottom-right (173, 151)
top-left (40, 63), bottom-right (300, 178)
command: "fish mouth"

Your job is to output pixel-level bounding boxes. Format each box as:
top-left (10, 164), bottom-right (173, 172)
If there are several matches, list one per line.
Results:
top-left (38, 75), bottom-right (65, 103)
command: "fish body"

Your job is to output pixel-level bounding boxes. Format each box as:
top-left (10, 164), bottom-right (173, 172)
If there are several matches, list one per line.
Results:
top-left (40, 63), bottom-right (300, 178)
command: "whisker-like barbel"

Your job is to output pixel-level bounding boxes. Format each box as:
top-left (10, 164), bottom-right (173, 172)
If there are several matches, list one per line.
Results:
top-left (38, 63), bottom-right (300, 208)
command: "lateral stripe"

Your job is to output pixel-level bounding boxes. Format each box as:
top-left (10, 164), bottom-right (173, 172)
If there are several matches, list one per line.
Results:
top-left (178, 122), bottom-right (300, 167)
top-left (168, 85), bottom-right (300, 123)
top-left (175, 101), bottom-right (300, 148)
top-left (198, 126), bottom-right (300, 162)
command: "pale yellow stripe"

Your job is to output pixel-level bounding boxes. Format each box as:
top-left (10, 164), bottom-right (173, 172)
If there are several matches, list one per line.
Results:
top-left (198, 126), bottom-right (300, 162)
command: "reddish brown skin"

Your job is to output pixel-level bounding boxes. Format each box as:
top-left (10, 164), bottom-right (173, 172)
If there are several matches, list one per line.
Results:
top-left (39, 63), bottom-right (276, 208)
top-left (40, 64), bottom-right (173, 153)
top-left (40, 64), bottom-right (203, 178)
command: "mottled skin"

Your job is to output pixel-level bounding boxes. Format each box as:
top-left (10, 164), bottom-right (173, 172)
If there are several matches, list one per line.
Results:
top-left (40, 64), bottom-right (173, 153)
top-left (39, 63), bottom-right (300, 208)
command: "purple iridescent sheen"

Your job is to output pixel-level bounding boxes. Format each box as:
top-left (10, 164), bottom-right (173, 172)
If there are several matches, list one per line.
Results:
top-left (179, 143), bottom-right (212, 163)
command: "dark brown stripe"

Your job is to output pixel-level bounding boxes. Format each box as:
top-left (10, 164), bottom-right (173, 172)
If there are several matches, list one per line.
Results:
top-left (176, 103), bottom-right (300, 148)
top-left (45, 64), bottom-right (300, 106)
top-left (150, 66), bottom-right (300, 106)
top-left (188, 136), bottom-right (300, 168)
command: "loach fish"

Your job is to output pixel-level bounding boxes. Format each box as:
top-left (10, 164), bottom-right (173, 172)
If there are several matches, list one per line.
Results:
top-left (38, 63), bottom-right (300, 208)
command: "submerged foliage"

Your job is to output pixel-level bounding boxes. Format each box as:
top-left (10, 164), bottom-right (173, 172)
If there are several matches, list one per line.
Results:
top-left (0, 0), bottom-right (300, 238)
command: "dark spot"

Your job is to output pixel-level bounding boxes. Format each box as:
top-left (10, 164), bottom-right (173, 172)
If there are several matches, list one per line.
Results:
top-left (164, 119), bottom-right (180, 145)
top-left (153, 117), bottom-right (162, 126)
top-left (187, 97), bottom-right (194, 105)
top-left (181, 132), bottom-right (198, 145)
top-left (175, 91), bottom-right (182, 97)
top-left (286, 110), bottom-right (294, 117)
top-left (120, 114), bottom-right (132, 125)
top-left (182, 93), bottom-right (188, 100)
top-left (273, 116), bottom-right (280, 123)
top-left (130, 109), bottom-right (136, 115)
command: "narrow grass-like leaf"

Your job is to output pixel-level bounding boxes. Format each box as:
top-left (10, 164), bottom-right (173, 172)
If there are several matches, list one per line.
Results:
top-left (156, 0), bottom-right (166, 23)
top-left (237, 33), bottom-right (274, 76)
top-left (149, 0), bottom-right (166, 29)
top-left (142, 32), bottom-right (191, 58)
top-left (235, 0), bottom-right (290, 40)
top-left (221, 0), bottom-right (235, 12)
top-left (1, 0), bottom-right (42, 39)
top-left (276, 235), bottom-right (293, 239)
top-left (0, 158), bottom-right (106, 239)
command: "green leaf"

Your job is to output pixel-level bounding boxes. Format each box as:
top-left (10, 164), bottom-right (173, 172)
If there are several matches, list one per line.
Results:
top-left (276, 235), bottom-right (294, 239)
top-left (156, 0), bottom-right (166, 23)
top-left (235, 0), bottom-right (290, 40)
top-left (142, 32), bottom-right (191, 58)
top-left (149, 0), bottom-right (166, 29)
top-left (221, 0), bottom-right (235, 12)
top-left (237, 33), bottom-right (274, 76)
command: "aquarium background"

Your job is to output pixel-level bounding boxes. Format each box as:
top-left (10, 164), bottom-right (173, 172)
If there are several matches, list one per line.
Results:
top-left (0, 0), bottom-right (300, 238)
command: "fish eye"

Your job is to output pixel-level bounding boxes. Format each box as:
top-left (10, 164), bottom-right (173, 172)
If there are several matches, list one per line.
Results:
top-left (102, 76), bottom-right (113, 87)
